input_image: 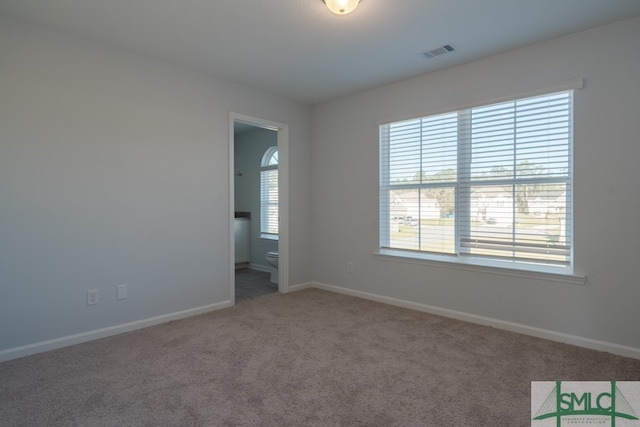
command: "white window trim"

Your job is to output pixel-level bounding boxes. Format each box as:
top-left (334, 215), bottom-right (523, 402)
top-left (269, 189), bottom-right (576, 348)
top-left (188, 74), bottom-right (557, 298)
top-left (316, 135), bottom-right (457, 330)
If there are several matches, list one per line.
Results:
top-left (373, 249), bottom-right (586, 285)
top-left (376, 79), bottom-right (584, 128)
top-left (377, 79), bottom-right (585, 283)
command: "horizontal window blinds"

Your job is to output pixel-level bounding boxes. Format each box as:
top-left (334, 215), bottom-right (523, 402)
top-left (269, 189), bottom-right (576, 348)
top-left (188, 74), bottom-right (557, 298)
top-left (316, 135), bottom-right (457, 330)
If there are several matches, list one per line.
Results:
top-left (260, 169), bottom-right (279, 235)
top-left (380, 90), bottom-right (572, 267)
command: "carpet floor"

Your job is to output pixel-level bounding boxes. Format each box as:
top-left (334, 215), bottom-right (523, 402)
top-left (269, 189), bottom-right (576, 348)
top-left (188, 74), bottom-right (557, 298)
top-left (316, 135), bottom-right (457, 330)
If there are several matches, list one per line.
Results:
top-left (1, 288), bottom-right (639, 426)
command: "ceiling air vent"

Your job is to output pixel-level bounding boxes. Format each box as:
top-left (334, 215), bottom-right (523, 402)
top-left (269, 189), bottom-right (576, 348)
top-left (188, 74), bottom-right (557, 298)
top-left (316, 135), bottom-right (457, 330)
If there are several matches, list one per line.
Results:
top-left (422, 44), bottom-right (455, 59)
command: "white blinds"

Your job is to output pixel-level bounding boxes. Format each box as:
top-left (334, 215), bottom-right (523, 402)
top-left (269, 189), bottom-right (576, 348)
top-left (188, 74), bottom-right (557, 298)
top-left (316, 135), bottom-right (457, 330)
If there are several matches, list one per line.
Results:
top-left (260, 168), bottom-right (279, 235)
top-left (380, 90), bottom-right (572, 267)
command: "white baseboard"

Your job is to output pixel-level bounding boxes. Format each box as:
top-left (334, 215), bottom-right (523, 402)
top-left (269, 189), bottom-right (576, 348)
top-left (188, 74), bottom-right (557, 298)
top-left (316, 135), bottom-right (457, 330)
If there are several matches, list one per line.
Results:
top-left (287, 282), bottom-right (313, 292)
top-left (310, 282), bottom-right (640, 360)
top-left (0, 300), bottom-right (233, 363)
top-left (248, 263), bottom-right (271, 273)
top-left (5, 283), bottom-right (638, 362)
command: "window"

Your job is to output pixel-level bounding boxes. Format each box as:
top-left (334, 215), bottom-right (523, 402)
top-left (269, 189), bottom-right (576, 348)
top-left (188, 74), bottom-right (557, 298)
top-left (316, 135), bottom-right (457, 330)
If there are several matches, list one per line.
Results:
top-left (260, 146), bottom-right (278, 237)
top-left (379, 90), bottom-right (573, 273)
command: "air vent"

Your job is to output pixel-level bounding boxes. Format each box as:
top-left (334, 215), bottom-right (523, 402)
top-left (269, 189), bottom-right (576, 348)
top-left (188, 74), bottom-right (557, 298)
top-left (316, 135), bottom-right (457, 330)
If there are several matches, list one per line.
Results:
top-left (422, 44), bottom-right (455, 59)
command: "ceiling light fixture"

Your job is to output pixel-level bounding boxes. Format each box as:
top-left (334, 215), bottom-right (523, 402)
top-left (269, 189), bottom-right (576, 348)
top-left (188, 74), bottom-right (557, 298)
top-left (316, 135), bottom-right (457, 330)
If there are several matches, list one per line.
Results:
top-left (323, 0), bottom-right (361, 16)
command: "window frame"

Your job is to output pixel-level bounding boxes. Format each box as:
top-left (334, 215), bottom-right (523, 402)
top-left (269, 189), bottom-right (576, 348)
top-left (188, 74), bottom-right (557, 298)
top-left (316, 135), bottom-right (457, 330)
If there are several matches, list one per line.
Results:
top-left (377, 80), bottom-right (585, 284)
top-left (260, 146), bottom-right (279, 239)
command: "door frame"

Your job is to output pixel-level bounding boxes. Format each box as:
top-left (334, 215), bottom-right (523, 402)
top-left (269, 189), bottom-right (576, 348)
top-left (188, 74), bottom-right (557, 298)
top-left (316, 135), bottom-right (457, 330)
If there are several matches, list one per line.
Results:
top-left (229, 112), bottom-right (289, 303)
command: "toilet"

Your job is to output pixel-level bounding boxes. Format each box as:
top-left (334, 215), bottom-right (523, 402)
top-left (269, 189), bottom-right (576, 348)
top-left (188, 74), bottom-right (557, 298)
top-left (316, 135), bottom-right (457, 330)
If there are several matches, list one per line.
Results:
top-left (265, 251), bottom-right (279, 284)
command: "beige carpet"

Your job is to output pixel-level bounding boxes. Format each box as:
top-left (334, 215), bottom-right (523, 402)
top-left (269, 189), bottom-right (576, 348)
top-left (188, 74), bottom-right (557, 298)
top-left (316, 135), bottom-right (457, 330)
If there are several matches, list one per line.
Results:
top-left (1, 288), bottom-right (639, 426)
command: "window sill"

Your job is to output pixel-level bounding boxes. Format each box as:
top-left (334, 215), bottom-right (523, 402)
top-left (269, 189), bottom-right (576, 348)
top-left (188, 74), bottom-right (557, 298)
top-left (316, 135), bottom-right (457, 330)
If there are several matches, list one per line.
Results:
top-left (373, 249), bottom-right (586, 286)
top-left (260, 234), bottom-right (279, 241)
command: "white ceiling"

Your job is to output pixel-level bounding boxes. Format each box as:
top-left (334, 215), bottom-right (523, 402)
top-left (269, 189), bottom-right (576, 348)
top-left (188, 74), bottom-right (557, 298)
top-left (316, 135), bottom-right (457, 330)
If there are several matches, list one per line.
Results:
top-left (1, 0), bottom-right (639, 105)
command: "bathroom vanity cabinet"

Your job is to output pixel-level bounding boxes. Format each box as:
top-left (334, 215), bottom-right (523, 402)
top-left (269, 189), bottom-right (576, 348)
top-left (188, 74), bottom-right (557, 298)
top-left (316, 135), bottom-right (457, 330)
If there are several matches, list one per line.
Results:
top-left (234, 218), bottom-right (250, 264)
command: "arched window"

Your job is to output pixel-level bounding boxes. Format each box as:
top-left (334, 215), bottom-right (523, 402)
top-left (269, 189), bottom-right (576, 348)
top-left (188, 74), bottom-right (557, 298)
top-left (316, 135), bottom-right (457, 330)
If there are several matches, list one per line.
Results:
top-left (260, 146), bottom-right (278, 237)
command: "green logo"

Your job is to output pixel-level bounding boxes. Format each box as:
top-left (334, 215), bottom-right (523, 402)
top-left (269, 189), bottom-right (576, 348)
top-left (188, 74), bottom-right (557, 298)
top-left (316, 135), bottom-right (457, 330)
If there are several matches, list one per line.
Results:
top-left (532, 381), bottom-right (639, 427)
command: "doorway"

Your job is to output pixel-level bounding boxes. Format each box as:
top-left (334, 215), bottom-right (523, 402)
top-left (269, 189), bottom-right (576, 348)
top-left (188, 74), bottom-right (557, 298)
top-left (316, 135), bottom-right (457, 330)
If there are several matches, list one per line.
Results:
top-left (229, 113), bottom-right (289, 304)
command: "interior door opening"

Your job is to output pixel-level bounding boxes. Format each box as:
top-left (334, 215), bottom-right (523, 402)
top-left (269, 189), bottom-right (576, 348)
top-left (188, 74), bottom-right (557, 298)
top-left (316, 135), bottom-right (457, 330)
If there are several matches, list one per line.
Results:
top-left (229, 113), bottom-right (289, 304)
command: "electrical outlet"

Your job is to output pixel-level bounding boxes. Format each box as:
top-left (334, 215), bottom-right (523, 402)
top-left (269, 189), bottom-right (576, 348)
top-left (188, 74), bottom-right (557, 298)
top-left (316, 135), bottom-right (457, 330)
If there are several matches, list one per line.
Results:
top-left (117, 284), bottom-right (128, 300)
top-left (347, 261), bottom-right (353, 273)
top-left (87, 289), bottom-right (99, 306)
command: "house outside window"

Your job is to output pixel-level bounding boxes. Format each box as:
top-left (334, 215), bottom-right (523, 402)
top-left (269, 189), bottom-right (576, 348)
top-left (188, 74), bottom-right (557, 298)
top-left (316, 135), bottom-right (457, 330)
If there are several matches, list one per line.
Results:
top-left (260, 146), bottom-right (278, 237)
top-left (379, 90), bottom-right (574, 273)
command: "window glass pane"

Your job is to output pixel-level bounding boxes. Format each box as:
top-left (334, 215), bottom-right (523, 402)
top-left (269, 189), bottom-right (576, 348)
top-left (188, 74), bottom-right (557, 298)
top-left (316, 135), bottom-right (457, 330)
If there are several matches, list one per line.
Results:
top-left (513, 182), bottom-right (569, 264)
top-left (388, 189), bottom-right (421, 250)
top-left (386, 189), bottom-right (455, 254)
top-left (418, 188), bottom-right (456, 254)
top-left (466, 185), bottom-right (515, 257)
top-left (464, 183), bottom-right (569, 265)
top-left (266, 150), bottom-right (278, 166)
top-left (261, 146), bottom-right (278, 167)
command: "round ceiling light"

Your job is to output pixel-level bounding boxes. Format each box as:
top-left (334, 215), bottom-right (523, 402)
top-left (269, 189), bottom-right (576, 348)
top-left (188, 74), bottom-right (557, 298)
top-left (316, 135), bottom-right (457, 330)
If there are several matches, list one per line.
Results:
top-left (323, 0), bottom-right (361, 16)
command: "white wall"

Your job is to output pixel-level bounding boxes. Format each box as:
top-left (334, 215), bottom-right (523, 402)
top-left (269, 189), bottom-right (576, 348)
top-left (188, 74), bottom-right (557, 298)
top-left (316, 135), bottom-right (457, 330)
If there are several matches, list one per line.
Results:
top-left (0, 15), bottom-right (311, 356)
top-left (234, 128), bottom-right (278, 267)
top-left (311, 16), bottom-right (640, 353)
